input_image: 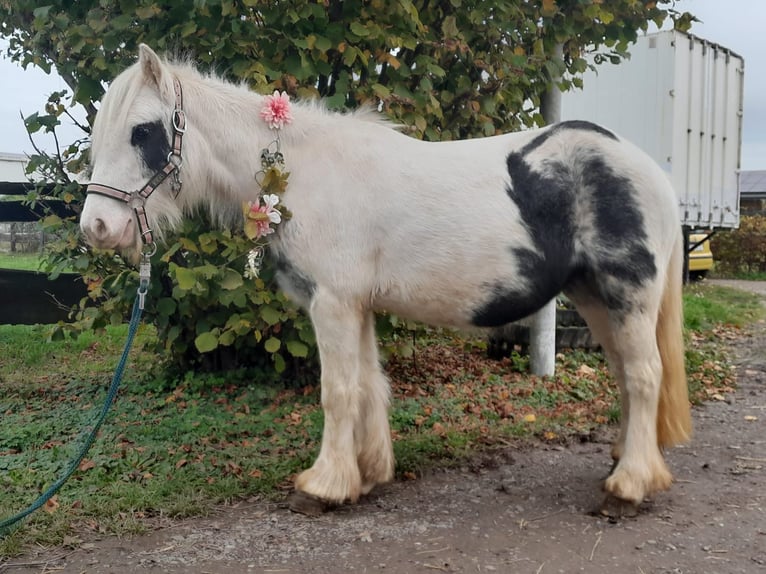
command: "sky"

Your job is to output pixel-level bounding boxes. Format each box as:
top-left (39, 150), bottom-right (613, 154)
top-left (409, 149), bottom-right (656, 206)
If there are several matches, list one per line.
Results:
top-left (0, 0), bottom-right (763, 170)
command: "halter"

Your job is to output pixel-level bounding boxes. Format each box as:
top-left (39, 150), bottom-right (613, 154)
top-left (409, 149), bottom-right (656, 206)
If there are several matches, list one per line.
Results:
top-left (86, 77), bottom-right (186, 248)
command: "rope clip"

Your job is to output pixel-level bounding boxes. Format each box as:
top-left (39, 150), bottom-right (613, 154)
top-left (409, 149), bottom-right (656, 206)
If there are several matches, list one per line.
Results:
top-left (137, 245), bottom-right (155, 310)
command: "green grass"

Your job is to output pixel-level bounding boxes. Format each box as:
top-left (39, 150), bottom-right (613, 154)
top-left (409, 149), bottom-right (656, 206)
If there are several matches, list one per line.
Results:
top-left (0, 252), bottom-right (43, 271)
top-left (0, 282), bottom-right (763, 556)
top-left (683, 283), bottom-right (765, 331)
top-left (723, 270), bottom-right (766, 281)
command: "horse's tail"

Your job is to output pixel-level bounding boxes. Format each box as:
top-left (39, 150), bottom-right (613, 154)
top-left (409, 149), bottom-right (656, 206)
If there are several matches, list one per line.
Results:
top-left (656, 229), bottom-right (692, 447)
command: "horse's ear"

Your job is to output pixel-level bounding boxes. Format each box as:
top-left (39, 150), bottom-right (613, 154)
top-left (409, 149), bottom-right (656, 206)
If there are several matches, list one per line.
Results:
top-left (138, 44), bottom-right (167, 92)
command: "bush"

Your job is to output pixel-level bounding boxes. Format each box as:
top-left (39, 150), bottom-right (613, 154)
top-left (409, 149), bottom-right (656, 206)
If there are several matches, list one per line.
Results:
top-left (710, 215), bottom-right (766, 276)
top-left (10, 2), bottom-right (694, 378)
top-left (50, 212), bottom-right (318, 375)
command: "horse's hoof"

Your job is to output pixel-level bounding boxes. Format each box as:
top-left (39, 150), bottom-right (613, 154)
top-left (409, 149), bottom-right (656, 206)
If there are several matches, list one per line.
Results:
top-left (599, 494), bottom-right (640, 519)
top-left (287, 490), bottom-right (336, 516)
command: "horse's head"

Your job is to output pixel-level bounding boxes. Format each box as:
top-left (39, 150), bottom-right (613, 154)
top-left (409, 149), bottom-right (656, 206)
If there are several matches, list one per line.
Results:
top-left (81, 45), bottom-right (186, 263)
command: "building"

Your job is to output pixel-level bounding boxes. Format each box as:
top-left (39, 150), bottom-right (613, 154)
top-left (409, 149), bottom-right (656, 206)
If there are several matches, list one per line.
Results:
top-left (0, 152), bottom-right (28, 185)
top-left (740, 170), bottom-right (766, 215)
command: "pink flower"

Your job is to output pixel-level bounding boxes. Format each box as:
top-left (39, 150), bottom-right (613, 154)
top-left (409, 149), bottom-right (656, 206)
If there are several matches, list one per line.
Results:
top-left (244, 194), bottom-right (282, 239)
top-left (260, 91), bottom-right (293, 130)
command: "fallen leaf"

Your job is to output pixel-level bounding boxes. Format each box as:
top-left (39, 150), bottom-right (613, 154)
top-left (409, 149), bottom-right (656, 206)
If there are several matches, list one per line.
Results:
top-left (175, 458), bottom-right (188, 469)
top-left (78, 459), bottom-right (96, 472)
top-left (577, 364), bottom-right (596, 376)
top-left (248, 469), bottom-right (263, 478)
top-left (44, 496), bottom-right (60, 514)
top-left (523, 413), bottom-right (537, 423)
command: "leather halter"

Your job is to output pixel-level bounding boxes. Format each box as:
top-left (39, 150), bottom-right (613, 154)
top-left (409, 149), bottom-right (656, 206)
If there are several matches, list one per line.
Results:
top-left (86, 77), bottom-right (186, 247)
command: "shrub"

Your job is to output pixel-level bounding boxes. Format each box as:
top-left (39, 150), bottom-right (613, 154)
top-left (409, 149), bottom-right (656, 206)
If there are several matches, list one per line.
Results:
top-left (51, 212), bottom-right (318, 375)
top-left (710, 215), bottom-right (766, 276)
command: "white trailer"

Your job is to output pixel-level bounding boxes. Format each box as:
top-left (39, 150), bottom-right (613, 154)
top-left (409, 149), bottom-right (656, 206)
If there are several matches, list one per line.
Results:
top-left (561, 30), bottom-right (745, 230)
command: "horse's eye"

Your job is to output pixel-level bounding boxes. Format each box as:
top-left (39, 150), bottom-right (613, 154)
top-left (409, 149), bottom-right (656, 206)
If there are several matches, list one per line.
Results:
top-left (131, 123), bottom-right (154, 146)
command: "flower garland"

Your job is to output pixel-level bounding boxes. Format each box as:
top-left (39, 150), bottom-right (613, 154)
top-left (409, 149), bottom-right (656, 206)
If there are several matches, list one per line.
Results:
top-left (243, 91), bottom-right (293, 279)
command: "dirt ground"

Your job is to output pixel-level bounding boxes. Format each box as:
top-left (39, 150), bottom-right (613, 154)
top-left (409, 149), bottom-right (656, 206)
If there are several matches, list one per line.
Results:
top-left (4, 281), bottom-right (765, 574)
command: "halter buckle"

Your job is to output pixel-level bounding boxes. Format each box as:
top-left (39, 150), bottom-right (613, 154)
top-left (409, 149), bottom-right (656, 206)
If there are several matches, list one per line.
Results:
top-left (172, 108), bottom-right (187, 133)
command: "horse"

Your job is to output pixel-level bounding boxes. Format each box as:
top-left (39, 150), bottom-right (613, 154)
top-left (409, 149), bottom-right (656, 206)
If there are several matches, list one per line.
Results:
top-left (80, 45), bottom-right (691, 516)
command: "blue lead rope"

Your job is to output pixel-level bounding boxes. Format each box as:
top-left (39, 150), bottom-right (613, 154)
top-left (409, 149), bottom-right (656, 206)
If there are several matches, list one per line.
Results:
top-left (0, 276), bottom-right (149, 536)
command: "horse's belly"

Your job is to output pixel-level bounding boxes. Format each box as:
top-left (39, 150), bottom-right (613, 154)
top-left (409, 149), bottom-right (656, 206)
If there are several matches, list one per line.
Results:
top-left (371, 264), bottom-right (537, 329)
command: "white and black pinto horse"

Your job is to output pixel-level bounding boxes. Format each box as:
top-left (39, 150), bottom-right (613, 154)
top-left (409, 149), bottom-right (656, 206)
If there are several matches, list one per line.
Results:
top-left (81, 46), bottom-right (691, 515)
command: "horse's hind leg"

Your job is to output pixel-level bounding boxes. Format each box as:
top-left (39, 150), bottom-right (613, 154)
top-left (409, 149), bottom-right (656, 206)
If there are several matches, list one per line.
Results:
top-left (292, 287), bottom-right (364, 508)
top-left (566, 300), bottom-right (628, 462)
top-left (356, 311), bottom-right (395, 494)
top-left (600, 302), bottom-right (673, 507)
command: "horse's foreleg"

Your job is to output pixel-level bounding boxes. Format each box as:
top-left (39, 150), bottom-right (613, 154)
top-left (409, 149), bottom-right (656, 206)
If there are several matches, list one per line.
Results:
top-left (293, 288), bottom-right (364, 505)
top-left (356, 312), bottom-right (395, 494)
top-left (603, 313), bottom-right (672, 508)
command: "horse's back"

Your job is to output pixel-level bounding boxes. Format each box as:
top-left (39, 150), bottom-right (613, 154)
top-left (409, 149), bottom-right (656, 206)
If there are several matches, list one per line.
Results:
top-left (281, 119), bottom-right (679, 329)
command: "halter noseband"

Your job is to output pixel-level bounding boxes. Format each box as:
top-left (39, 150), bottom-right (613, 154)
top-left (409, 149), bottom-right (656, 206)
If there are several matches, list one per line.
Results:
top-left (86, 77), bottom-right (186, 247)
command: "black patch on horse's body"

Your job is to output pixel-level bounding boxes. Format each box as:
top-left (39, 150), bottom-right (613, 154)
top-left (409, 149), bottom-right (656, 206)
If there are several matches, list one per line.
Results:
top-left (131, 121), bottom-right (171, 174)
top-left (274, 253), bottom-right (316, 304)
top-left (471, 124), bottom-right (656, 328)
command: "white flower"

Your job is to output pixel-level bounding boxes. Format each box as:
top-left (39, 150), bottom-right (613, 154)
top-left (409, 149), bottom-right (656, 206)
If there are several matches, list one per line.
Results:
top-left (262, 194), bottom-right (282, 224)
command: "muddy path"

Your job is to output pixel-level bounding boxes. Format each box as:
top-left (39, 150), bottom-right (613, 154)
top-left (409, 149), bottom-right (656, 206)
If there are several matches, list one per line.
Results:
top-left (4, 285), bottom-right (765, 574)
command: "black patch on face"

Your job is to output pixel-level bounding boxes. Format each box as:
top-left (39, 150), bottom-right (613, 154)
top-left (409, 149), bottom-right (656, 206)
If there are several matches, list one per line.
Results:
top-left (274, 253), bottom-right (316, 304)
top-left (131, 121), bottom-right (170, 174)
top-left (471, 129), bottom-right (656, 328)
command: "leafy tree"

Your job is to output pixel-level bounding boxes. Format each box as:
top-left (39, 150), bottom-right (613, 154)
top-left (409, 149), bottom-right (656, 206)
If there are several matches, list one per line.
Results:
top-left (0, 0), bottom-right (694, 373)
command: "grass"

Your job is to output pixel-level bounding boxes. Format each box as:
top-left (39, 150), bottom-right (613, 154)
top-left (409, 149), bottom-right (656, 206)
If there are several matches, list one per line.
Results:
top-left (718, 270), bottom-right (766, 281)
top-left (683, 282), bottom-right (765, 330)
top-left (0, 282), bottom-right (763, 556)
top-left (0, 252), bottom-right (43, 271)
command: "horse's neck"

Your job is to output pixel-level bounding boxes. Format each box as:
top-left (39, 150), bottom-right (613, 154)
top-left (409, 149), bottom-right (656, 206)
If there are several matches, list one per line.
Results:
top-left (182, 73), bottom-right (368, 206)
top-left (184, 77), bottom-right (273, 201)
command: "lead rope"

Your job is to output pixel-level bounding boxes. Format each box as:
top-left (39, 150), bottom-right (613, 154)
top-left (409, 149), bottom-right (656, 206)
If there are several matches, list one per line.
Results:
top-left (0, 249), bottom-right (153, 536)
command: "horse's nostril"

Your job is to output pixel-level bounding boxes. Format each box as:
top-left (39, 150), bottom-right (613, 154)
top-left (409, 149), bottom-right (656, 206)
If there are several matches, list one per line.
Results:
top-left (94, 218), bottom-right (107, 239)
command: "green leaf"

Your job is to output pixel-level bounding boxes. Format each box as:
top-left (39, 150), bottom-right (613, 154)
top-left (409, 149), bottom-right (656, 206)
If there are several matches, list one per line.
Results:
top-left (218, 330), bottom-right (236, 346)
top-left (157, 298), bottom-right (177, 317)
top-left (441, 15), bottom-right (459, 37)
top-left (264, 337), bottom-right (281, 353)
top-left (342, 46), bottom-right (358, 67)
top-left (33, 5), bottom-right (52, 19)
top-left (349, 22), bottom-right (370, 37)
top-left (314, 35), bottom-right (332, 52)
top-left (260, 306), bottom-right (281, 326)
top-left (195, 331), bottom-right (219, 353)
top-left (286, 340), bottom-right (309, 358)
top-left (74, 78), bottom-right (104, 105)
top-left (371, 83), bottom-right (391, 99)
top-left (174, 267), bottom-right (197, 291)
top-left (273, 352), bottom-right (286, 373)
top-left (221, 269), bottom-right (244, 290)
